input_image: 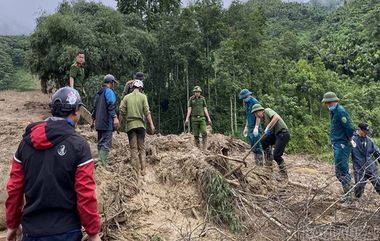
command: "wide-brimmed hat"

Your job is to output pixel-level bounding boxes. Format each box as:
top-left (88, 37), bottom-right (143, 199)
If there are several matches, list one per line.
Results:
top-left (251, 103), bottom-right (264, 113)
top-left (321, 92), bottom-right (339, 103)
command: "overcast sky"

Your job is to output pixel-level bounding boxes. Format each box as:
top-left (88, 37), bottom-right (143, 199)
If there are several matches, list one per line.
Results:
top-left (0, 0), bottom-right (233, 35)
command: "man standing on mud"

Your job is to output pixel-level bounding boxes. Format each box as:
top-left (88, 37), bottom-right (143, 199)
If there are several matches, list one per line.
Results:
top-left (322, 91), bottom-right (355, 205)
top-left (119, 80), bottom-right (155, 176)
top-left (92, 74), bottom-right (120, 166)
top-left (5, 87), bottom-right (101, 241)
top-left (185, 86), bottom-right (212, 150)
top-left (69, 51), bottom-right (86, 99)
top-left (351, 122), bottom-right (380, 200)
top-left (239, 88), bottom-right (264, 165)
top-left (251, 104), bottom-right (290, 179)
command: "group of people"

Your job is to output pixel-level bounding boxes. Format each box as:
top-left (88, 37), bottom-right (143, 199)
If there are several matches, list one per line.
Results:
top-left (239, 89), bottom-right (290, 179)
top-left (4, 51), bottom-right (380, 241)
top-left (321, 92), bottom-right (380, 205)
top-left (240, 88), bottom-right (380, 206)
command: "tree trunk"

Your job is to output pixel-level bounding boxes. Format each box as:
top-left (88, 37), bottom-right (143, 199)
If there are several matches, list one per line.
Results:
top-left (230, 96), bottom-right (234, 135)
top-left (186, 63), bottom-right (190, 132)
top-left (234, 94), bottom-right (237, 133)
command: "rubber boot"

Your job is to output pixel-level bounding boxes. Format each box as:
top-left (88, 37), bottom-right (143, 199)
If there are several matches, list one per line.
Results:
top-left (140, 152), bottom-right (147, 176)
top-left (202, 136), bottom-right (208, 152)
top-left (98, 150), bottom-right (109, 166)
top-left (278, 160), bottom-right (288, 179)
top-left (255, 153), bottom-right (264, 166)
top-left (194, 136), bottom-right (201, 149)
top-left (264, 148), bottom-right (273, 172)
top-left (341, 184), bottom-right (353, 207)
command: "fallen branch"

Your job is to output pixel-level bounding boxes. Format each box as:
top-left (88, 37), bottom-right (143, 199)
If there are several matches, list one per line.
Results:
top-left (225, 179), bottom-right (241, 187)
top-left (240, 196), bottom-right (292, 235)
top-left (224, 164), bottom-right (243, 178)
top-left (217, 154), bottom-right (247, 167)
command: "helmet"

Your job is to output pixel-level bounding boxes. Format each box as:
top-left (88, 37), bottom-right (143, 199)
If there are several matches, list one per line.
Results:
top-left (133, 79), bottom-right (144, 88)
top-left (193, 86), bottom-right (202, 92)
top-left (321, 92), bottom-right (339, 103)
top-left (239, 89), bottom-right (252, 99)
top-left (135, 72), bottom-right (144, 80)
top-left (251, 104), bottom-right (264, 113)
top-left (50, 86), bottom-right (83, 116)
top-left (103, 74), bottom-right (119, 84)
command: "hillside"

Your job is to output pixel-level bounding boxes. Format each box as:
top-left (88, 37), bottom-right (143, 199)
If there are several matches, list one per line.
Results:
top-left (1, 90), bottom-right (380, 241)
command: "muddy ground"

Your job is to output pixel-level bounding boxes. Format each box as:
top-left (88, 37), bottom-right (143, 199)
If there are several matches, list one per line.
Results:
top-left (0, 90), bottom-right (379, 241)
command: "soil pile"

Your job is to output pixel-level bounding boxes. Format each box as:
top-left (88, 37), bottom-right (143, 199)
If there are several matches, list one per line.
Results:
top-left (1, 90), bottom-right (380, 241)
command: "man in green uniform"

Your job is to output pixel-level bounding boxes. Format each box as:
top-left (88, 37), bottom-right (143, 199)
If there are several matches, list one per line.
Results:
top-left (119, 80), bottom-right (155, 176)
top-left (252, 104), bottom-right (290, 179)
top-left (322, 91), bottom-right (355, 205)
top-left (69, 51), bottom-right (86, 99)
top-left (185, 86), bottom-right (212, 150)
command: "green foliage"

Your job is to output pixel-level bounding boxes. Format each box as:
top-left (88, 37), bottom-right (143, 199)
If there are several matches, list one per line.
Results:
top-left (0, 36), bottom-right (30, 90)
top-left (9, 68), bottom-right (39, 90)
top-left (150, 235), bottom-right (163, 241)
top-left (200, 169), bottom-right (241, 233)
top-left (25, 0), bottom-right (380, 157)
top-left (28, 1), bottom-right (154, 104)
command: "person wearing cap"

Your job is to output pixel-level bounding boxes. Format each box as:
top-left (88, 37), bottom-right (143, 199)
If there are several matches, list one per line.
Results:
top-left (251, 104), bottom-right (289, 178)
top-left (123, 72), bottom-right (145, 96)
top-left (69, 51), bottom-right (86, 99)
top-left (185, 86), bottom-right (212, 150)
top-left (351, 122), bottom-right (380, 199)
top-left (239, 89), bottom-right (264, 165)
top-left (119, 80), bottom-right (155, 176)
top-left (5, 87), bottom-right (101, 241)
top-left (322, 91), bottom-right (355, 205)
top-left (92, 74), bottom-right (120, 166)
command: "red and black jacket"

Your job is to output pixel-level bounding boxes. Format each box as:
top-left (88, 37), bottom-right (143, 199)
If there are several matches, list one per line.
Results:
top-left (6, 117), bottom-right (101, 236)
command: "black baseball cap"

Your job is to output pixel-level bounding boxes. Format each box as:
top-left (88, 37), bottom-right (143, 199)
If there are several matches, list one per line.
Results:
top-left (358, 122), bottom-right (371, 134)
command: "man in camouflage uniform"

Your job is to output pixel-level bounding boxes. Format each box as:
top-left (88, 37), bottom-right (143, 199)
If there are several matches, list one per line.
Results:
top-left (185, 86), bottom-right (212, 150)
top-left (69, 51), bottom-right (86, 99)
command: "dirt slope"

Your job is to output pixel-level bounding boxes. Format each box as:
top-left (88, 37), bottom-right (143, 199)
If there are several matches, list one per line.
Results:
top-left (1, 90), bottom-right (379, 241)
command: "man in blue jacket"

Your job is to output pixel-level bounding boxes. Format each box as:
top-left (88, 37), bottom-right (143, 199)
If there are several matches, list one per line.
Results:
top-left (92, 74), bottom-right (120, 166)
top-left (322, 91), bottom-right (355, 205)
top-left (351, 122), bottom-right (380, 199)
top-left (239, 89), bottom-right (263, 165)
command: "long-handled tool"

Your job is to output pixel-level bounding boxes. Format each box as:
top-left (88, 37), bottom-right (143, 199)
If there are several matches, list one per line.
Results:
top-left (242, 133), bottom-right (266, 161)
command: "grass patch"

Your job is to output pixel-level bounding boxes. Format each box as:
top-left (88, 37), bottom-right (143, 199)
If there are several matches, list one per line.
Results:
top-left (200, 169), bottom-right (241, 233)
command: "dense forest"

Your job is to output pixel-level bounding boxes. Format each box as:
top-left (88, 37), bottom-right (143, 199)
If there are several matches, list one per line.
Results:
top-left (0, 0), bottom-right (379, 157)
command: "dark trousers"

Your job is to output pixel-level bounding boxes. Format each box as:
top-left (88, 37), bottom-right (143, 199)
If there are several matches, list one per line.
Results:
top-left (261, 129), bottom-right (290, 165)
top-left (354, 163), bottom-right (380, 198)
top-left (23, 230), bottom-right (82, 241)
top-left (97, 130), bottom-right (113, 151)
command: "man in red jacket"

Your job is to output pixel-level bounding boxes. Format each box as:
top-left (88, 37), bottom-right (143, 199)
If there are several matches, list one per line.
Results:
top-left (5, 87), bottom-right (101, 241)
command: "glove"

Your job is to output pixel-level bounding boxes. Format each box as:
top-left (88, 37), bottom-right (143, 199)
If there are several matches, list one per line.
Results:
top-left (351, 139), bottom-right (356, 148)
top-left (243, 126), bottom-right (248, 137)
top-left (253, 126), bottom-right (259, 137)
top-left (264, 127), bottom-right (271, 136)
